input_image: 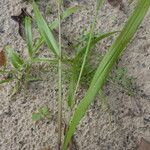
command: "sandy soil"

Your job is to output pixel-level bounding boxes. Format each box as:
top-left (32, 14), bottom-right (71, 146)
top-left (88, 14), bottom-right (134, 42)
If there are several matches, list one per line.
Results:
top-left (0, 0), bottom-right (150, 150)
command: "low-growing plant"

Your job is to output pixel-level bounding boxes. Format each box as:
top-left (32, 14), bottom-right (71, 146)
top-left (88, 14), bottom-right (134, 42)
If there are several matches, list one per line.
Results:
top-left (62, 0), bottom-right (150, 149)
top-left (32, 106), bottom-right (50, 122)
top-left (0, 16), bottom-right (45, 95)
top-left (32, 0), bottom-right (150, 149)
top-left (0, 5), bottom-right (79, 95)
top-left (1, 0), bottom-right (149, 149)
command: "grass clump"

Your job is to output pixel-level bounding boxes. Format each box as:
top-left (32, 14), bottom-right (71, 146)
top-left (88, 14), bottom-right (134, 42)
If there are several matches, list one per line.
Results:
top-left (0, 16), bottom-right (43, 95)
top-left (0, 0), bottom-right (150, 149)
top-left (63, 0), bottom-right (150, 149)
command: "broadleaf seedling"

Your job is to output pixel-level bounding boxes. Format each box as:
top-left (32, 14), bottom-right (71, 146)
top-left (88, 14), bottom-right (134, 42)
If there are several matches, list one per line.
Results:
top-left (32, 106), bottom-right (50, 122)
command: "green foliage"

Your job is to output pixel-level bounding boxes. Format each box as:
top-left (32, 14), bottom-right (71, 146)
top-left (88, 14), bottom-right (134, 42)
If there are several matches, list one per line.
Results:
top-left (50, 6), bottom-right (79, 30)
top-left (1, 0), bottom-right (149, 149)
top-left (67, 0), bottom-right (106, 108)
top-left (0, 16), bottom-right (37, 88)
top-left (67, 31), bottom-right (118, 107)
top-left (0, 16), bottom-right (42, 91)
top-left (0, 2), bottom-right (79, 96)
top-left (25, 17), bottom-right (33, 58)
top-left (33, 1), bottom-right (60, 56)
top-left (31, 5), bottom-right (79, 55)
top-left (32, 106), bottom-right (50, 122)
top-left (63, 0), bottom-right (150, 149)
top-left (6, 46), bottom-right (24, 69)
top-left (97, 0), bottom-right (105, 10)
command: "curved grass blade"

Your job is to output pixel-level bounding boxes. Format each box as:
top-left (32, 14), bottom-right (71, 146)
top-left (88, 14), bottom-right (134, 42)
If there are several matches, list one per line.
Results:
top-left (67, 0), bottom-right (105, 109)
top-left (76, 31), bottom-right (119, 58)
top-left (33, 1), bottom-right (60, 56)
top-left (0, 78), bottom-right (13, 84)
top-left (50, 6), bottom-right (79, 30)
top-left (97, 0), bottom-right (105, 10)
top-left (68, 31), bottom-right (118, 108)
top-left (5, 46), bottom-right (24, 69)
top-left (25, 17), bottom-right (33, 58)
top-left (67, 66), bottom-right (78, 107)
top-left (33, 6), bottom-right (79, 53)
top-left (63, 0), bottom-right (150, 149)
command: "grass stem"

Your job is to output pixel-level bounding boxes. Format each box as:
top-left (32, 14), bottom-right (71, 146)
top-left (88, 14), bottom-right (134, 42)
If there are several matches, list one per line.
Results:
top-left (57, 0), bottom-right (62, 149)
top-left (72, 3), bottom-right (101, 106)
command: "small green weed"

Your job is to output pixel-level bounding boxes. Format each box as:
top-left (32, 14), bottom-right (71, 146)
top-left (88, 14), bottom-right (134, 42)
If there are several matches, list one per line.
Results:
top-left (32, 106), bottom-right (50, 122)
top-left (0, 17), bottom-right (42, 95)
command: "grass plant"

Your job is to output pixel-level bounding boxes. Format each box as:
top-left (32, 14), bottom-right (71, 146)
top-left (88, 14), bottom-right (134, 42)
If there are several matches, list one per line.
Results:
top-left (0, 0), bottom-right (150, 149)
top-left (0, 17), bottom-right (36, 94)
top-left (63, 0), bottom-right (150, 149)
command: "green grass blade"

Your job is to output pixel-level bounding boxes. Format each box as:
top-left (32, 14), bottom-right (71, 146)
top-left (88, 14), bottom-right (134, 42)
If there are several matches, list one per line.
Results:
top-left (33, 6), bottom-right (79, 53)
top-left (68, 0), bottom-right (105, 109)
top-left (25, 17), bottom-right (33, 58)
top-left (50, 6), bottom-right (79, 30)
top-left (90, 0), bottom-right (149, 88)
top-left (33, 1), bottom-right (60, 56)
top-left (68, 31), bottom-right (118, 108)
top-left (33, 37), bottom-right (44, 53)
top-left (67, 66), bottom-right (78, 107)
top-left (57, 1), bottom-right (63, 149)
top-left (76, 31), bottom-right (119, 57)
top-left (97, 0), bottom-right (105, 10)
top-left (0, 78), bottom-right (13, 84)
top-left (62, 6), bottom-right (79, 19)
top-left (5, 46), bottom-right (24, 69)
top-left (63, 0), bottom-right (150, 149)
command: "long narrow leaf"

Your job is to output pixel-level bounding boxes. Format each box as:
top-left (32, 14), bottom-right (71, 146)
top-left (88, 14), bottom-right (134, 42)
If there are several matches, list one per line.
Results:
top-left (25, 17), bottom-right (33, 58)
top-left (68, 0), bottom-right (105, 110)
top-left (97, 0), bottom-right (105, 10)
top-left (63, 0), bottom-right (150, 149)
top-left (33, 2), bottom-right (60, 56)
top-left (5, 46), bottom-right (24, 69)
top-left (50, 6), bottom-right (79, 30)
top-left (0, 78), bottom-right (13, 84)
top-left (68, 31), bottom-right (118, 108)
top-left (33, 6), bottom-right (79, 53)
top-left (76, 31), bottom-right (119, 57)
